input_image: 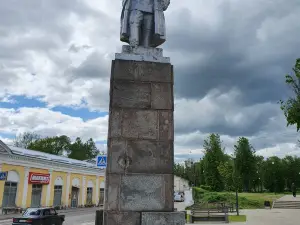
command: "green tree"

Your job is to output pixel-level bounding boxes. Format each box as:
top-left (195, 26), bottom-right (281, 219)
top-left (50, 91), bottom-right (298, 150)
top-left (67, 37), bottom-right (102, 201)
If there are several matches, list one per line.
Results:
top-left (254, 155), bottom-right (265, 192)
top-left (282, 156), bottom-right (300, 190)
top-left (27, 135), bottom-right (99, 161)
top-left (234, 137), bottom-right (256, 192)
top-left (28, 135), bottom-right (71, 156)
top-left (13, 132), bottom-right (41, 148)
top-left (280, 58), bottom-right (300, 131)
top-left (202, 133), bottom-right (225, 191)
top-left (68, 138), bottom-right (99, 160)
top-left (218, 160), bottom-right (234, 191)
top-left (174, 163), bottom-right (185, 178)
top-left (263, 157), bottom-right (285, 192)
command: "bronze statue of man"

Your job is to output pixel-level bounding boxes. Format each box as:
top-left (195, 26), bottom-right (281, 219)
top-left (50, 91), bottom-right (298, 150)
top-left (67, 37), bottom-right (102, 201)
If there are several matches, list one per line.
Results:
top-left (120, 0), bottom-right (170, 48)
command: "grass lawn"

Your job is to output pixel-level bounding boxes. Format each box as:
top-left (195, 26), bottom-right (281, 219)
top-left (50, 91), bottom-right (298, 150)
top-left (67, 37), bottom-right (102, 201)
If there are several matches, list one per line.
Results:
top-left (238, 193), bottom-right (284, 203)
top-left (228, 215), bottom-right (247, 222)
top-left (189, 191), bottom-right (285, 210)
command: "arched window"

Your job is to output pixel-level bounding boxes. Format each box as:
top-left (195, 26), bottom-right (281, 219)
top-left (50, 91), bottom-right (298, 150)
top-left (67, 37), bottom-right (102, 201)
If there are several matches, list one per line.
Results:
top-left (99, 181), bottom-right (105, 205)
top-left (71, 178), bottom-right (80, 208)
top-left (2, 171), bottom-right (19, 207)
top-left (53, 177), bottom-right (63, 206)
top-left (86, 180), bottom-right (94, 205)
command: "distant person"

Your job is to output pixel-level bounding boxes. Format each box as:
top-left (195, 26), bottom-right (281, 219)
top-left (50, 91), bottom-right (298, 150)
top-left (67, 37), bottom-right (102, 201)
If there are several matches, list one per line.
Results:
top-left (291, 183), bottom-right (296, 197)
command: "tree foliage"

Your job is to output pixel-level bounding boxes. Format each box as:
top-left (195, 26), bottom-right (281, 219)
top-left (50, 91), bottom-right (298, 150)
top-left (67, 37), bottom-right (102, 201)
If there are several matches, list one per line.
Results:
top-left (234, 137), bottom-right (256, 192)
top-left (13, 132), bottom-right (41, 148)
top-left (174, 133), bottom-right (300, 193)
top-left (218, 160), bottom-right (234, 191)
top-left (14, 133), bottom-right (99, 161)
top-left (202, 134), bottom-right (225, 191)
top-left (68, 137), bottom-right (99, 160)
top-left (280, 58), bottom-right (300, 131)
top-left (28, 135), bottom-right (71, 156)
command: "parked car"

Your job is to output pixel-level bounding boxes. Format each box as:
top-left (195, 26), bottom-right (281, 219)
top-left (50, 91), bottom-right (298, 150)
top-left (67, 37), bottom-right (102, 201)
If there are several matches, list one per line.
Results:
top-left (174, 192), bottom-right (184, 202)
top-left (12, 207), bottom-right (65, 225)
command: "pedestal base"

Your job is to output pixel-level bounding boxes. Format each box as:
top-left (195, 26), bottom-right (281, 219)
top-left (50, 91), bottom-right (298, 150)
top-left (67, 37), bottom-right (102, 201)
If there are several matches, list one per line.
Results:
top-left (141, 212), bottom-right (185, 225)
top-left (103, 59), bottom-right (181, 225)
top-left (115, 45), bottom-right (170, 63)
top-left (103, 212), bottom-right (185, 225)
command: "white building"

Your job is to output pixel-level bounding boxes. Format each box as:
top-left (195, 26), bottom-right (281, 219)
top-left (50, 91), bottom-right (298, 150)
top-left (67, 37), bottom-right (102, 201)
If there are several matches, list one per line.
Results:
top-left (174, 176), bottom-right (189, 192)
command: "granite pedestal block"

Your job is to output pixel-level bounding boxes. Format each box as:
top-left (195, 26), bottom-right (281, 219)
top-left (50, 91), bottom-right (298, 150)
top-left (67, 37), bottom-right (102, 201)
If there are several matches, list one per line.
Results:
top-left (104, 59), bottom-right (183, 225)
top-left (141, 212), bottom-right (186, 225)
top-left (115, 45), bottom-right (170, 63)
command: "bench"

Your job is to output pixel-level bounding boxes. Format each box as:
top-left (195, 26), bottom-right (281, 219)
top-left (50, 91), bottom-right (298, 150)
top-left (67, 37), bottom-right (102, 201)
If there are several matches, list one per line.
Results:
top-left (189, 205), bottom-right (229, 223)
top-left (219, 202), bottom-right (235, 213)
top-left (2, 207), bottom-right (22, 215)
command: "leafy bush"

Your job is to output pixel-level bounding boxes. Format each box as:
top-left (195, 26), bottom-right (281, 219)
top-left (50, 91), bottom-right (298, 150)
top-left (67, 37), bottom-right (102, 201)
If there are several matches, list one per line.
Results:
top-left (204, 192), bottom-right (228, 203)
top-left (200, 185), bottom-right (212, 191)
top-left (192, 187), bottom-right (206, 202)
top-left (192, 191), bottom-right (264, 209)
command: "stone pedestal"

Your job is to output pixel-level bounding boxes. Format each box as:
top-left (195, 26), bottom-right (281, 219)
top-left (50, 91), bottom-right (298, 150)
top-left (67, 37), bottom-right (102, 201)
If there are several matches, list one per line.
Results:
top-left (115, 45), bottom-right (170, 63)
top-left (103, 59), bottom-right (184, 225)
top-left (95, 210), bottom-right (104, 225)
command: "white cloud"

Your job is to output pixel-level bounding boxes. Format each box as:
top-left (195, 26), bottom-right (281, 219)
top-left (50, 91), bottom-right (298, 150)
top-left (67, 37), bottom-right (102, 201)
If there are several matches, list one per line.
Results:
top-left (1, 0), bottom-right (300, 161)
top-left (0, 136), bottom-right (13, 145)
top-left (0, 108), bottom-right (108, 141)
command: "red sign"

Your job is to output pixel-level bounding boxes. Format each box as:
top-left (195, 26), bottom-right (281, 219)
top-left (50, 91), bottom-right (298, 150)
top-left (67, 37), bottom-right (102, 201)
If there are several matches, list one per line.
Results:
top-left (28, 172), bottom-right (50, 184)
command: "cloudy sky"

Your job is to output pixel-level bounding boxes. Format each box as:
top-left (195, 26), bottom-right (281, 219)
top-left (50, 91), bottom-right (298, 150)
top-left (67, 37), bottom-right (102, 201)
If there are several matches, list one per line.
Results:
top-left (0, 0), bottom-right (300, 161)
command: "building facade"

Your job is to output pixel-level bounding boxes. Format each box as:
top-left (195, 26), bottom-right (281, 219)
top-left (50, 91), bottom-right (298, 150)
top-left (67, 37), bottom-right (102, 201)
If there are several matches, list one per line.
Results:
top-left (174, 175), bottom-right (190, 192)
top-left (0, 141), bottom-right (105, 209)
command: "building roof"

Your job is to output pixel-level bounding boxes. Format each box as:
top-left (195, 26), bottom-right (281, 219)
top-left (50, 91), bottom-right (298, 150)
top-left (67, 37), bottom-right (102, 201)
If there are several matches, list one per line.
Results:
top-left (0, 140), bottom-right (101, 169)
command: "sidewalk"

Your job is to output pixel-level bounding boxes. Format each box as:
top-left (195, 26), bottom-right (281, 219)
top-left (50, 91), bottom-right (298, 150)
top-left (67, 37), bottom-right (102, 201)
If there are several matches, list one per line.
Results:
top-left (0, 207), bottom-right (102, 221)
top-left (184, 209), bottom-right (299, 225)
top-left (276, 194), bottom-right (300, 201)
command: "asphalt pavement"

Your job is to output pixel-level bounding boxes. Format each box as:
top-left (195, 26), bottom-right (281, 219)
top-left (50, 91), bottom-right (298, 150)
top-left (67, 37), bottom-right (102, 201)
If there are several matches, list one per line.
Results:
top-left (0, 209), bottom-right (97, 225)
top-left (2, 201), bottom-right (298, 225)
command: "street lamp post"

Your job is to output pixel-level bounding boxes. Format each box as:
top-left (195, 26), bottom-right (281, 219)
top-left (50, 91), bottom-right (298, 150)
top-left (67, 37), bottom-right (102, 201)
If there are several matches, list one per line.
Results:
top-left (193, 163), bottom-right (196, 187)
top-left (233, 157), bottom-right (239, 216)
top-left (272, 162), bottom-right (277, 195)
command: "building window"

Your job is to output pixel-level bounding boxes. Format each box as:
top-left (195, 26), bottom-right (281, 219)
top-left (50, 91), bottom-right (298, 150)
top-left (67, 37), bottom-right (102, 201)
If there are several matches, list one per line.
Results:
top-left (53, 185), bottom-right (63, 206)
top-left (31, 184), bottom-right (43, 207)
top-left (99, 188), bottom-right (104, 205)
top-left (2, 182), bottom-right (17, 207)
top-left (86, 187), bottom-right (93, 205)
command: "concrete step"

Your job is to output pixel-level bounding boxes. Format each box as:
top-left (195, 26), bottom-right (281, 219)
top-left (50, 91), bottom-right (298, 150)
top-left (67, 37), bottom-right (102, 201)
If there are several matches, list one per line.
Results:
top-left (274, 203), bottom-right (300, 205)
top-left (276, 201), bottom-right (300, 203)
top-left (273, 201), bottom-right (300, 209)
top-left (273, 207), bottom-right (300, 209)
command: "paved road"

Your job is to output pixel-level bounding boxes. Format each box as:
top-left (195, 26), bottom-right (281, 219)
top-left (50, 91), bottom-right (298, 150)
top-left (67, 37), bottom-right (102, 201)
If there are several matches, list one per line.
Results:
top-left (1, 200), bottom-right (298, 225)
top-left (0, 210), bottom-right (97, 225)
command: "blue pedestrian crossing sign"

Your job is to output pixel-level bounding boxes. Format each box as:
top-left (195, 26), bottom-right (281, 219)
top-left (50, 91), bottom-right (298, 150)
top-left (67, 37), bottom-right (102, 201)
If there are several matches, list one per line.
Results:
top-left (96, 155), bottom-right (107, 168)
top-left (0, 172), bottom-right (8, 181)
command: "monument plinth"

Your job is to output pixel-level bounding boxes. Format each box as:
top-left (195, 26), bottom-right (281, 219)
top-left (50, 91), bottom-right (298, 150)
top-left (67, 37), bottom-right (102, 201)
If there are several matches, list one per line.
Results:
top-left (103, 0), bottom-right (185, 224)
top-left (103, 59), bottom-right (184, 225)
